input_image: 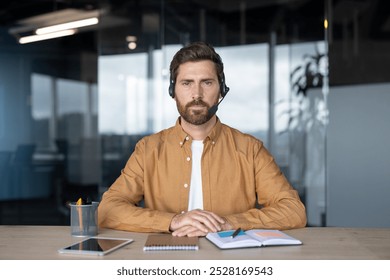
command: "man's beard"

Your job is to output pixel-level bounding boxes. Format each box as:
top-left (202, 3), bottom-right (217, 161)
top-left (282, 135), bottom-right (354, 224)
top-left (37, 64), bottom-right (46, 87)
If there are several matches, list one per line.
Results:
top-left (176, 99), bottom-right (214, 125)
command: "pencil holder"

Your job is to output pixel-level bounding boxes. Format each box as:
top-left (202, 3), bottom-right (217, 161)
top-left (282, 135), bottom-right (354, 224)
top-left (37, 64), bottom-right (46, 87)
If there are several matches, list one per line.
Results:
top-left (69, 201), bottom-right (99, 237)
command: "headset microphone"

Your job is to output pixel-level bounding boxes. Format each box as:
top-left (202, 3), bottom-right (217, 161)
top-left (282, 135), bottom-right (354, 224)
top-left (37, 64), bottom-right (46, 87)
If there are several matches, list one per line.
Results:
top-left (208, 81), bottom-right (229, 116)
top-left (208, 95), bottom-right (226, 116)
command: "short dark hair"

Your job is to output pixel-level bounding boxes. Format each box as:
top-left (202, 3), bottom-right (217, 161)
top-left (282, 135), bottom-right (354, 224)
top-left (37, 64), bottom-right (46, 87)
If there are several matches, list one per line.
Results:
top-left (169, 41), bottom-right (225, 84)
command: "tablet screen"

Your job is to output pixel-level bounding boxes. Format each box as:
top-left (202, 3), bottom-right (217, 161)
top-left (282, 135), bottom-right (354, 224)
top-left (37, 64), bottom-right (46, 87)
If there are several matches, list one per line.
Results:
top-left (58, 237), bottom-right (133, 256)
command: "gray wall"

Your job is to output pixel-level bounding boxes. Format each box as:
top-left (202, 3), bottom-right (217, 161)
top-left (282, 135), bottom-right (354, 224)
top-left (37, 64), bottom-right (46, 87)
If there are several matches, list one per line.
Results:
top-left (327, 83), bottom-right (390, 227)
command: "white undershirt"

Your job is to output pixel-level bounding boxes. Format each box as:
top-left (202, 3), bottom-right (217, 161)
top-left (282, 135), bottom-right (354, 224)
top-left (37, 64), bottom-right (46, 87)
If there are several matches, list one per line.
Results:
top-left (188, 140), bottom-right (204, 211)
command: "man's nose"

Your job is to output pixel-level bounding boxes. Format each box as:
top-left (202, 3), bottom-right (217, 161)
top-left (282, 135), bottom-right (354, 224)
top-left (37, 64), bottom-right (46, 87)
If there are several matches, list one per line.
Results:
top-left (192, 83), bottom-right (204, 99)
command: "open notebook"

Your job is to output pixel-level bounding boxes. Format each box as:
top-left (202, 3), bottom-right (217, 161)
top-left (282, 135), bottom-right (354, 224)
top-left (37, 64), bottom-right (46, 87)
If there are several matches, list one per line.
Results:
top-left (143, 234), bottom-right (199, 251)
top-left (206, 229), bottom-right (302, 249)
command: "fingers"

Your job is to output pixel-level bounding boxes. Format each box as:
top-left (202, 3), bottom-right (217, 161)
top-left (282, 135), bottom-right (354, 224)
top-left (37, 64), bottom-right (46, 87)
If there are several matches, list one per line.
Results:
top-left (208, 211), bottom-right (226, 225)
top-left (170, 209), bottom-right (226, 236)
top-left (172, 225), bottom-right (208, 237)
top-left (191, 210), bottom-right (223, 232)
top-left (191, 209), bottom-right (225, 232)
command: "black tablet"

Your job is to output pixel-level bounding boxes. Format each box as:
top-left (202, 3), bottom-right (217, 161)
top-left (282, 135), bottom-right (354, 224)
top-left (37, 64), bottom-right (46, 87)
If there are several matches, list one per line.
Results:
top-left (58, 237), bottom-right (133, 256)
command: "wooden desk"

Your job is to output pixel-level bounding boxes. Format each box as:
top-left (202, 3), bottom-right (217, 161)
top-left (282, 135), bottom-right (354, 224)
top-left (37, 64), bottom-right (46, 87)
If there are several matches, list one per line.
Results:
top-left (0, 226), bottom-right (389, 260)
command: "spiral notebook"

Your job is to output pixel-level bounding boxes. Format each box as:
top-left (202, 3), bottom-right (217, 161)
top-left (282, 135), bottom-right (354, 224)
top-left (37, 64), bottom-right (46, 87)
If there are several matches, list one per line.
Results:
top-left (143, 234), bottom-right (199, 251)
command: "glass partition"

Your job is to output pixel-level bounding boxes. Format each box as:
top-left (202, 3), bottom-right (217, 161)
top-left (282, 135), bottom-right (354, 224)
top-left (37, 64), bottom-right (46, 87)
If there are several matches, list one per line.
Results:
top-left (0, 0), bottom-right (328, 226)
top-left (98, 0), bottom-right (327, 226)
top-left (2, 0), bottom-right (387, 228)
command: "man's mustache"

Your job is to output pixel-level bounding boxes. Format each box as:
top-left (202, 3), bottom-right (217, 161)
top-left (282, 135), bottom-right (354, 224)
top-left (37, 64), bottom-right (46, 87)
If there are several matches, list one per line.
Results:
top-left (185, 99), bottom-right (209, 109)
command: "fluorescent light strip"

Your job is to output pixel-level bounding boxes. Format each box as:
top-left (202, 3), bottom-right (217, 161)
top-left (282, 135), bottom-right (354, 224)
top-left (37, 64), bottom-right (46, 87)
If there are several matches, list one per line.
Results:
top-left (36, 17), bottom-right (99, 35)
top-left (19, 29), bottom-right (76, 44)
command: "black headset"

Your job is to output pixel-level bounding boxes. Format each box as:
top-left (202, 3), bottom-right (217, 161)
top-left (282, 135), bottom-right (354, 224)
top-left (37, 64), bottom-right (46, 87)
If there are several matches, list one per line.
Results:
top-left (168, 72), bottom-right (229, 99)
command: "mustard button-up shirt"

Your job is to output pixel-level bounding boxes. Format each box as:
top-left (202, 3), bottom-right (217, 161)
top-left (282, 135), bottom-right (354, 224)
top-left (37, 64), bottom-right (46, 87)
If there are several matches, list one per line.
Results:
top-left (98, 118), bottom-right (307, 233)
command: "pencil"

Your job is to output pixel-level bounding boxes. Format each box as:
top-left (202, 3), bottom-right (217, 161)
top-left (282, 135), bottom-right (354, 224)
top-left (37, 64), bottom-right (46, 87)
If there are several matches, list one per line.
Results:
top-left (76, 197), bottom-right (83, 233)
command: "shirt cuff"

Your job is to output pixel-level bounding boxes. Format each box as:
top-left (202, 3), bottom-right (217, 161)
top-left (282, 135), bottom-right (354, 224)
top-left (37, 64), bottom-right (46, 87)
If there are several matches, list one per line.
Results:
top-left (152, 211), bottom-right (177, 232)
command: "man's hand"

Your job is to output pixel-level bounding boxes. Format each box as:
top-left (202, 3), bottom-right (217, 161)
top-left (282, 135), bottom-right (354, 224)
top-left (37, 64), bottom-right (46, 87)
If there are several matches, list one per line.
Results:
top-left (169, 209), bottom-right (233, 237)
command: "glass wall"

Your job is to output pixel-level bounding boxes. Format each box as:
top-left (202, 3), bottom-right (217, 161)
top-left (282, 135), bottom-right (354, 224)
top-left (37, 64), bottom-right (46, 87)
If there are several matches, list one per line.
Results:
top-left (2, 0), bottom-right (388, 228)
top-left (98, 0), bottom-right (327, 226)
top-left (0, 0), bottom-right (328, 226)
top-left (0, 11), bottom-right (99, 223)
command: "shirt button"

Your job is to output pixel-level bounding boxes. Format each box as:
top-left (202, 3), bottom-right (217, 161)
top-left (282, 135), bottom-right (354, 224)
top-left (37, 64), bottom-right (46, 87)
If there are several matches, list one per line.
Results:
top-left (179, 141), bottom-right (183, 145)
top-left (184, 183), bottom-right (188, 188)
top-left (185, 136), bottom-right (190, 141)
top-left (181, 211), bottom-right (185, 214)
top-left (186, 156), bottom-right (191, 161)
top-left (212, 141), bottom-right (215, 145)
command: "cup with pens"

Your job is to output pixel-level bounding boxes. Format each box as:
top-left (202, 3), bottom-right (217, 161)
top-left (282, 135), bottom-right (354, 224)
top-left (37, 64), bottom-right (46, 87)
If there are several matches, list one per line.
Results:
top-left (69, 197), bottom-right (99, 237)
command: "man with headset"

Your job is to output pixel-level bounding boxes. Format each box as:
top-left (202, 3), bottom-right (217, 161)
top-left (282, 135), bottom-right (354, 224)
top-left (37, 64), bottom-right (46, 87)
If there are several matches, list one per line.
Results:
top-left (98, 42), bottom-right (306, 237)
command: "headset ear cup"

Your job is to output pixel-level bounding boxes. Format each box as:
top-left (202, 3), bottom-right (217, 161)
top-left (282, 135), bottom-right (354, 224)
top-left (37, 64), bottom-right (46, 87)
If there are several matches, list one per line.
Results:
top-left (220, 81), bottom-right (230, 98)
top-left (220, 84), bottom-right (225, 97)
top-left (169, 80), bottom-right (175, 98)
top-left (220, 73), bottom-right (230, 97)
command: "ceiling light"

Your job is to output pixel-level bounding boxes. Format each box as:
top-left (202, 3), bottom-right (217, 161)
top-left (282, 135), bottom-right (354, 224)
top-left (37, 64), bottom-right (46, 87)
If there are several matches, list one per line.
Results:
top-left (19, 29), bottom-right (77, 44)
top-left (128, 42), bottom-right (137, 50)
top-left (126, 35), bottom-right (137, 42)
top-left (8, 9), bottom-right (101, 44)
top-left (36, 17), bottom-right (99, 35)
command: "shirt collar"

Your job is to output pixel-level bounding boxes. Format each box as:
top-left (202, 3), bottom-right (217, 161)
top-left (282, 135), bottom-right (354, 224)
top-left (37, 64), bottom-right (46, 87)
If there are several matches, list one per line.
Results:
top-left (174, 117), bottom-right (223, 147)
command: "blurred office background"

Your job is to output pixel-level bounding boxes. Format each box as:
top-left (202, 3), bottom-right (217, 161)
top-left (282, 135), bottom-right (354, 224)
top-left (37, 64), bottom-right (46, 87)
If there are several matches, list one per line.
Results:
top-left (0, 0), bottom-right (389, 227)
